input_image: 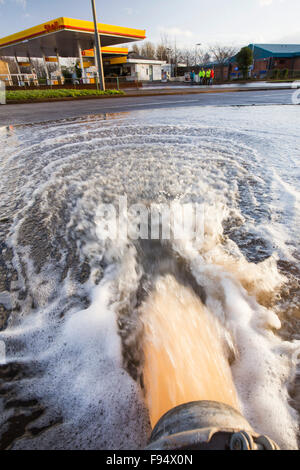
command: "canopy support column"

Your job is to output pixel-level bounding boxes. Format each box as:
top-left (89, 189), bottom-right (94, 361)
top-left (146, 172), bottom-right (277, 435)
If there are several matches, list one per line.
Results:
top-left (14, 54), bottom-right (21, 74)
top-left (78, 44), bottom-right (87, 84)
top-left (42, 52), bottom-right (50, 84)
top-left (27, 52), bottom-right (38, 85)
top-left (4, 60), bottom-right (13, 87)
top-left (93, 45), bottom-right (99, 90)
top-left (55, 49), bottom-right (63, 84)
top-left (14, 54), bottom-right (21, 86)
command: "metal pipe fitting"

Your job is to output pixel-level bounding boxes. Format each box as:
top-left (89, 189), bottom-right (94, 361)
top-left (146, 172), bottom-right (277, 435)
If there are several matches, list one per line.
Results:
top-left (146, 401), bottom-right (279, 450)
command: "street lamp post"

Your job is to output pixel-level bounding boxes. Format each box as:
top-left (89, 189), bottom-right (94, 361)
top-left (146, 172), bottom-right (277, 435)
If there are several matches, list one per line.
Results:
top-left (195, 43), bottom-right (202, 66)
top-left (166, 47), bottom-right (172, 77)
top-left (91, 0), bottom-right (105, 91)
top-left (251, 43), bottom-right (255, 78)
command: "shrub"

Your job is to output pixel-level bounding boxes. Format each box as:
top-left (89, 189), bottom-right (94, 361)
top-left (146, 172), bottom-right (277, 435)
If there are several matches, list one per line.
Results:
top-left (6, 88), bottom-right (125, 101)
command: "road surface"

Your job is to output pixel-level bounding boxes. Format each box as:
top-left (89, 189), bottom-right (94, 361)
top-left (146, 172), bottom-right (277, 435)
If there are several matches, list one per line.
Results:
top-left (1, 88), bottom-right (297, 126)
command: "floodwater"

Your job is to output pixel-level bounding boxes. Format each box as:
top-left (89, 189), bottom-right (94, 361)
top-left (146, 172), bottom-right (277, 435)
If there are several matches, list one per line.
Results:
top-left (142, 275), bottom-right (240, 428)
top-left (0, 105), bottom-right (299, 450)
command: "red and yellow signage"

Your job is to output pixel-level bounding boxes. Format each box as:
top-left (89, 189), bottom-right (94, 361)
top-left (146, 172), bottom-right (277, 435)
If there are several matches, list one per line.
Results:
top-left (44, 20), bottom-right (61, 34)
top-left (17, 61), bottom-right (31, 67)
top-left (82, 61), bottom-right (94, 68)
top-left (45, 57), bottom-right (58, 63)
top-left (82, 47), bottom-right (128, 57)
top-left (82, 49), bottom-right (94, 58)
top-left (109, 56), bottom-right (128, 65)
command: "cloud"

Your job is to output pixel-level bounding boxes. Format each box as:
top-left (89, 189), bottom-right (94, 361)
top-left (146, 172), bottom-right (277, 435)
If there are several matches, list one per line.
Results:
top-left (259, 0), bottom-right (273, 6)
top-left (0, 0), bottom-right (27, 6)
top-left (15, 0), bottom-right (27, 8)
top-left (158, 26), bottom-right (194, 39)
top-left (123, 7), bottom-right (134, 16)
top-left (275, 31), bottom-right (300, 43)
top-left (258, 0), bottom-right (287, 6)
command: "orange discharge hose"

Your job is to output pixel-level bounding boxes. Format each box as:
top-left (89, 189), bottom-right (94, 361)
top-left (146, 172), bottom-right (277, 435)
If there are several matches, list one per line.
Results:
top-left (141, 275), bottom-right (240, 428)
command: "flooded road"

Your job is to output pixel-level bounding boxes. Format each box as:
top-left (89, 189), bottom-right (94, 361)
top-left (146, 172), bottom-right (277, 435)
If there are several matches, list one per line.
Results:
top-left (1, 88), bottom-right (297, 126)
top-left (0, 105), bottom-right (299, 449)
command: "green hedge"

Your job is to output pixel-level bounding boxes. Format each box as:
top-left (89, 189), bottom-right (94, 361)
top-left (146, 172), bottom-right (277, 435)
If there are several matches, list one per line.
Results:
top-left (6, 88), bottom-right (124, 101)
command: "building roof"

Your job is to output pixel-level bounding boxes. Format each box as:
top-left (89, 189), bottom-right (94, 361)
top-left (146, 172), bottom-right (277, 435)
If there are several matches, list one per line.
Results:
top-left (127, 52), bottom-right (153, 60)
top-left (249, 44), bottom-right (300, 58)
top-left (126, 51), bottom-right (165, 65)
top-left (0, 17), bottom-right (146, 58)
top-left (197, 60), bottom-right (227, 68)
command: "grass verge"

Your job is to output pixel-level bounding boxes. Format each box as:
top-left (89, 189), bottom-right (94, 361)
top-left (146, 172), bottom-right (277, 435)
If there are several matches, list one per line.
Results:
top-left (6, 88), bottom-right (125, 101)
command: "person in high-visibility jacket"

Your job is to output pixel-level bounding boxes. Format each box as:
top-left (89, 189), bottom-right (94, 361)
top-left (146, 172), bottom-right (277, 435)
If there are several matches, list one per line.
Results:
top-left (199, 68), bottom-right (205, 85)
top-left (210, 69), bottom-right (215, 85)
top-left (206, 69), bottom-right (211, 85)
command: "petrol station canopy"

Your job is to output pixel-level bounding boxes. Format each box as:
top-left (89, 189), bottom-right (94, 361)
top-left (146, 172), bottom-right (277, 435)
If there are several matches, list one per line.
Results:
top-left (0, 17), bottom-right (146, 58)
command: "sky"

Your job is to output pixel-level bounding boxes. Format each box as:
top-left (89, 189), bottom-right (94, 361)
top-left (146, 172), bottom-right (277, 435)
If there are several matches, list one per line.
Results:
top-left (0, 0), bottom-right (300, 50)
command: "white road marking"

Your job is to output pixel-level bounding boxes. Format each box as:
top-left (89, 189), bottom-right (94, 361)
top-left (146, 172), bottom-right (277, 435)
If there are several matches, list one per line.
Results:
top-left (95, 99), bottom-right (203, 109)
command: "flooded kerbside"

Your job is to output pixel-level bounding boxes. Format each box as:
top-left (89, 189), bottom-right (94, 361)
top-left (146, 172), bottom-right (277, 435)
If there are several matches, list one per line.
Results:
top-left (0, 106), bottom-right (299, 450)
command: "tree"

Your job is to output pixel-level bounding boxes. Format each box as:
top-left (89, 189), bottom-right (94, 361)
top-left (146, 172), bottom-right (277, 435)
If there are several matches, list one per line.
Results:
top-left (61, 65), bottom-right (74, 82)
top-left (131, 43), bottom-right (140, 55)
top-left (156, 44), bottom-right (169, 62)
top-left (140, 41), bottom-right (156, 59)
top-left (31, 58), bottom-right (48, 78)
top-left (235, 46), bottom-right (253, 79)
top-left (209, 44), bottom-right (237, 81)
top-left (178, 48), bottom-right (194, 67)
top-left (156, 33), bottom-right (174, 62)
top-left (201, 52), bottom-right (211, 66)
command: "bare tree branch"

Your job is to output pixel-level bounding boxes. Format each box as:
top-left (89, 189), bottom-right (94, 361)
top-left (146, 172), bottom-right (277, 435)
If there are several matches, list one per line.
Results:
top-left (209, 44), bottom-right (237, 65)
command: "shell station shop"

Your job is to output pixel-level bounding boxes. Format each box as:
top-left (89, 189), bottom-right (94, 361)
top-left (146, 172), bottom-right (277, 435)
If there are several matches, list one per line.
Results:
top-left (81, 46), bottom-right (129, 84)
top-left (0, 17), bottom-right (146, 86)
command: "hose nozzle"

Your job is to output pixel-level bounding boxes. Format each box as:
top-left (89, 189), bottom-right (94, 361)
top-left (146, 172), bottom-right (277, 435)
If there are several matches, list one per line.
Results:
top-left (146, 401), bottom-right (279, 451)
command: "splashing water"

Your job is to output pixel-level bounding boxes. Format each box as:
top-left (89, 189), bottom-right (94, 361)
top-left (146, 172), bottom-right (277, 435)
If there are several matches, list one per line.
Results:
top-left (141, 275), bottom-right (240, 428)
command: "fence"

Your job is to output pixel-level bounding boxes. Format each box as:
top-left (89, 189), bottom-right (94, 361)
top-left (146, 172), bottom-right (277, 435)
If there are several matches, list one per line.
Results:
top-left (265, 69), bottom-right (300, 80)
top-left (0, 73), bottom-right (39, 86)
top-left (105, 77), bottom-right (142, 90)
top-left (6, 76), bottom-right (142, 91)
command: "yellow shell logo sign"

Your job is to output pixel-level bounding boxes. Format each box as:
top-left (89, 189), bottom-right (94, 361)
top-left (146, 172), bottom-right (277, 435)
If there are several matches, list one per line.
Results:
top-left (44, 21), bottom-right (60, 34)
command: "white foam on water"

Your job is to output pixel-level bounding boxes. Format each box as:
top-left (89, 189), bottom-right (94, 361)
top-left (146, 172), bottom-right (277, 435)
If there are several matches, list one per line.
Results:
top-left (171, 204), bottom-right (299, 449)
top-left (0, 106), bottom-right (299, 449)
top-left (3, 261), bottom-right (150, 450)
